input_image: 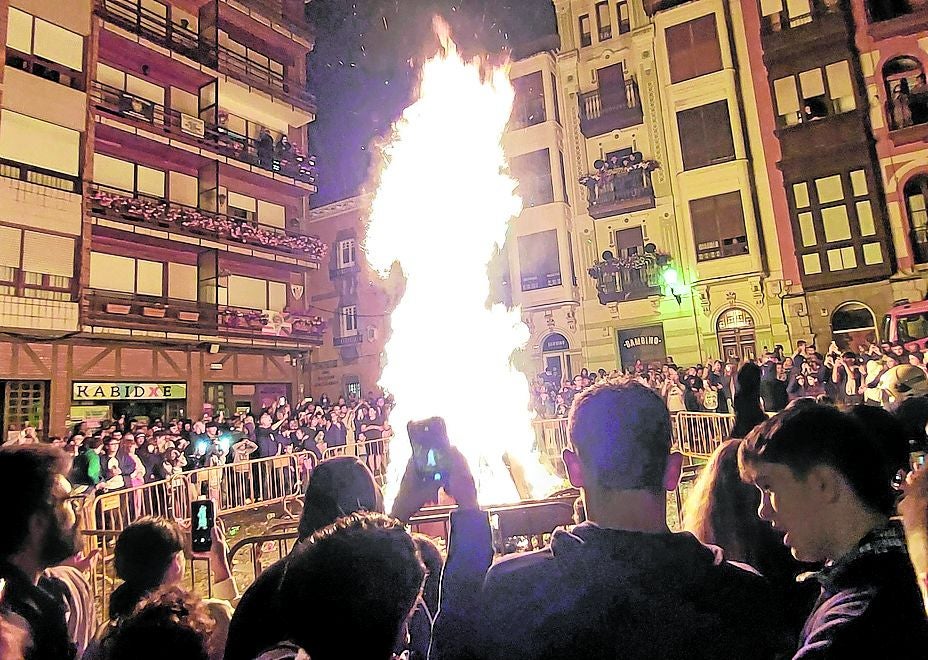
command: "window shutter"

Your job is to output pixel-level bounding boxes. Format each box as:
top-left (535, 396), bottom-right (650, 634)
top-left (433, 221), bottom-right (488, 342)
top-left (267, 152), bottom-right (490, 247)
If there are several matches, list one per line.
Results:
top-left (799, 69), bottom-right (825, 99)
top-left (0, 227), bottom-right (22, 268)
top-left (774, 77), bottom-right (800, 115)
top-left (23, 232), bottom-right (73, 277)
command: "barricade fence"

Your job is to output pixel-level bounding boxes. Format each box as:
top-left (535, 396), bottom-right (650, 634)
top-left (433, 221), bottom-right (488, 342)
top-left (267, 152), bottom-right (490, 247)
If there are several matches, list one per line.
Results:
top-left (82, 451), bottom-right (317, 533)
top-left (321, 438), bottom-right (389, 477)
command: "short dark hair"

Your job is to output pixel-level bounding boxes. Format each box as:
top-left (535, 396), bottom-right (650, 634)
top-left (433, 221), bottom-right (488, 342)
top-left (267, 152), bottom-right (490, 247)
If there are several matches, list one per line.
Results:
top-left (567, 380), bottom-right (672, 492)
top-left (114, 517), bottom-right (185, 588)
top-left (297, 456), bottom-right (383, 540)
top-left (0, 444), bottom-right (71, 557)
top-left (106, 586), bottom-right (213, 660)
top-left (738, 404), bottom-right (895, 515)
top-left (281, 512), bottom-right (425, 659)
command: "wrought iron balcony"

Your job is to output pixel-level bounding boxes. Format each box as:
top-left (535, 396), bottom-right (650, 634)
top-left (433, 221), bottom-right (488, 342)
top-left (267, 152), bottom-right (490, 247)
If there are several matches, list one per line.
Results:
top-left (218, 307), bottom-right (326, 342)
top-left (0, 158), bottom-right (80, 193)
top-left (87, 185), bottom-right (327, 262)
top-left (578, 79), bottom-right (642, 137)
top-left (580, 159), bottom-right (658, 219)
top-left (91, 81), bottom-right (316, 185)
top-left (588, 254), bottom-right (666, 305)
top-left (95, 0), bottom-right (316, 111)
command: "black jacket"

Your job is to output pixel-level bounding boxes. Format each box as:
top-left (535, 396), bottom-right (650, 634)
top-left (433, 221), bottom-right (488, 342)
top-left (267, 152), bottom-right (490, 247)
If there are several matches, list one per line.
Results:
top-left (0, 561), bottom-right (76, 660)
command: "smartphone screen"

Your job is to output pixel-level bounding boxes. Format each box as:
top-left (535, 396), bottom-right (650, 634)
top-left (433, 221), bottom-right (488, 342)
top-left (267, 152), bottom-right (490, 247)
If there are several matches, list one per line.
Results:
top-left (191, 499), bottom-right (215, 552)
top-left (911, 451), bottom-right (927, 472)
top-left (408, 417), bottom-right (451, 486)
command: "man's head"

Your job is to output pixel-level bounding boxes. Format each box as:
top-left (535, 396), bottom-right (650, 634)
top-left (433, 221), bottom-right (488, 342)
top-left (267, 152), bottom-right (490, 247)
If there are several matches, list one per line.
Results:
top-left (280, 512), bottom-right (425, 660)
top-left (564, 381), bottom-right (680, 495)
top-left (297, 456), bottom-right (384, 540)
top-left (738, 404), bottom-right (894, 562)
top-left (259, 413), bottom-right (272, 428)
top-left (0, 445), bottom-right (78, 567)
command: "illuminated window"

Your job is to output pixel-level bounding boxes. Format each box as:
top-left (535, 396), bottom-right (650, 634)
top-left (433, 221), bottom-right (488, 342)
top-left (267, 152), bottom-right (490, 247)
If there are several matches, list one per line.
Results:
top-left (689, 192), bottom-right (749, 262)
top-left (0, 110), bottom-right (80, 177)
top-left (340, 306), bottom-right (358, 335)
top-left (5, 8), bottom-right (84, 88)
top-left (337, 239), bottom-right (357, 269)
top-left (510, 149), bottom-right (554, 207)
top-left (0, 226), bottom-right (74, 300)
top-left (511, 72), bottom-right (546, 129)
top-left (665, 15), bottom-right (723, 84)
top-left (518, 230), bottom-right (562, 291)
top-left (772, 61), bottom-right (856, 127)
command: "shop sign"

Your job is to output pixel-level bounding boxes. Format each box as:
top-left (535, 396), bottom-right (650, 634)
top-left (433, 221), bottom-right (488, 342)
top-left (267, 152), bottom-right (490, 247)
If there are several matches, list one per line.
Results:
top-left (622, 335), bottom-right (663, 350)
top-left (618, 325), bottom-right (666, 370)
top-left (72, 383), bottom-right (187, 401)
top-left (69, 405), bottom-right (111, 427)
top-left (542, 333), bottom-right (570, 352)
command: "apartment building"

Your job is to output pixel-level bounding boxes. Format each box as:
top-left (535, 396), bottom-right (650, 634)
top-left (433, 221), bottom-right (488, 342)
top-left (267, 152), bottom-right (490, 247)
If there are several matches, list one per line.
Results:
top-left (0, 0), bottom-right (325, 436)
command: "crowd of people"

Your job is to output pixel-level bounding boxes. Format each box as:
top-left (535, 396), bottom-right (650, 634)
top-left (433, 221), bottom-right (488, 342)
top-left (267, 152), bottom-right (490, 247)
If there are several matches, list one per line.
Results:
top-left (14, 393), bottom-right (396, 500)
top-left (3, 351), bottom-right (928, 658)
top-left (532, 338), bottom-right (928, 418)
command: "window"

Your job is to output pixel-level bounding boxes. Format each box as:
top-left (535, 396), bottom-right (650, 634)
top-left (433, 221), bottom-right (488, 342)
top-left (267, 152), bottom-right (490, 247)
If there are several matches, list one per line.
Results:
top-left (97, 63), bottom-right (165, 106)
top-left (94, 153), bottom-right (165, 198)
top-left (676, 101), bottom-right (736, 170)
top-left (510, 149), bottom-right (554, 207)
top-left (337, 238), bottom-right (357, 269)
top-left (551, 73), bottom-right (561, 125)
top-left (689, 192), bottom-right (749, 261)
top-left (219, 31), bottom-right (285, 88)
top-left (511, 72), bottom-right (546, 129)
top-left (883, 56), bottom-right (928, 130)
top-left (340, 306), bottom-right (358, 335)
top-left (791, 169), bottom-right (888, 279)
top-left (617, 1), bottom-right (631, 34)
top-left (0, 110), bottom-right (80, 178)
top-left (0, 227), bottom-right (74, 300)
top-left (518, 230), bottom-right (562, 291)
top-left (89, 252), bottom-right (165, 296)
top-left (905, 175), bottom-right (928, 263)
top-left (579, 15), bottom-right (592, 47)
top-left (772, 61), bottom-right (856, 127)
top-left (6, 8), bottom-right (84, 87)
top-left (665, 15), bottom-right (723, 84)
top-left (596, 2), bottom-right (612, 41)
top-left (226, 191), bottom-right (257, 222)
top-left (227, 275), bottom-right (287, 311)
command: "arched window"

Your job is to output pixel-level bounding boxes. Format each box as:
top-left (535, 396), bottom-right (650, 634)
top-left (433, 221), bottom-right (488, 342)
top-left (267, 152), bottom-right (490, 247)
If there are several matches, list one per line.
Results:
top-left (831, 302), bottom-right (877, 352)
top-left (904, 175), bottom-right (928, 263)
top-left (883, 56), bottom-right (928, 130)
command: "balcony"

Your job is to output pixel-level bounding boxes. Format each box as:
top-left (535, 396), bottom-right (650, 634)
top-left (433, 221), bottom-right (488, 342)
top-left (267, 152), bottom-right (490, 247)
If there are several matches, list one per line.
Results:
top-left (886, 91), bottom-right (928, 146)
top-left (580, 159), bottom-right (658, 219)
top-left (91, 81), bottom-right (316, 186)
top-left (0, 159), bottom-right (80, 193)
top-left (5, 48), bottom-right (84, 91)
top-left (85, 291), bottom-right (326, 343)
top-left (333, 334), bottom-right (363, 347)
top-left (867, 2), bottom-right (928, 39)
top-left (776, 109), bottom-right (871, 166)
top-left (760, 2), bottom-right (847, 62)
top-left (588, 254), bottom-right (666, 305)
top-left (95, 0), bottom-right (316, 112)
top-left (87, 185), bottom-right (327, 262)
top-left (578, 80), bottom-right (642, 137)
top-left (218, 307), bottom-right (325, 343)
top-left (85, 291), bottom-right (213, 333)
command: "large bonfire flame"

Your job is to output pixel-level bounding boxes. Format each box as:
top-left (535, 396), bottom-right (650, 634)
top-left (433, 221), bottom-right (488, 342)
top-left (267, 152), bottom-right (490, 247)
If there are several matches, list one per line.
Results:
top-left (365, 20), bottom-right (559, 507)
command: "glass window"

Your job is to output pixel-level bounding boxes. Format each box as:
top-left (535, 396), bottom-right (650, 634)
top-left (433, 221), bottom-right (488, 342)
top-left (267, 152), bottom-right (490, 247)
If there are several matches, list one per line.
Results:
top-left (596, 2), bottom-right (612, 41)
top-left (0, 110), bottom-right (80, 176)
top-left (815, 175), bottom-right (844, 204)
top-left (665, 15), bottom-right (723, 84)
top-left (617, 1), bottom-right (631, 33)
top-left (518, 230), bottom-right (562, 291)
top-left (802, 253), bottom-right (822, 275)
top-left (676, 101), bottom-right (736, 170)
top-left (689, 191), bottom-right (749, 261)
top-left (579, 15), bottom-right (592, 47)
top-left (340, 305), bottom-right (358, 335)
top-left (337, 238), bottom-right (357, 268)
top-left (793, 182), bottom-right (810, 208)
top-left (510, 149), bottom-right (554, 207)
top-left (511, 72), bottom-right (546, 129)
top-left (821, 206), bottom-right (852, 242)
top-left (798, 212), bottom-right (816, 247)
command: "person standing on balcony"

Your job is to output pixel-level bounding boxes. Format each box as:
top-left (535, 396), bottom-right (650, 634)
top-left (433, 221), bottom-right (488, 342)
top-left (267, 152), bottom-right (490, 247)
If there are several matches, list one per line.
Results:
top-left (256, 130), bottom-right (274, 169)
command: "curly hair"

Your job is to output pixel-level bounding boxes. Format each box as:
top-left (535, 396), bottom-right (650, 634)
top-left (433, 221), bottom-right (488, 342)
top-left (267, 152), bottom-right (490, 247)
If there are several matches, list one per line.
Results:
top-left (106, 586), bottom-right (215, 660)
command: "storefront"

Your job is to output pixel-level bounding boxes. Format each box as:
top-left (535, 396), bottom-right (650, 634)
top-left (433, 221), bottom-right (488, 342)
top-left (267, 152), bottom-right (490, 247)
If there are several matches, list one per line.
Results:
top-left (70, 382), bottom-right (187, 426)
top-left (541, 333), bottom-right (573, 383)
top-left (2, 380), bottom-right (49, 441)
top-left (204, 382), bottom-right (292, 417)
top-left (617, 325), bottom-right (666, 370)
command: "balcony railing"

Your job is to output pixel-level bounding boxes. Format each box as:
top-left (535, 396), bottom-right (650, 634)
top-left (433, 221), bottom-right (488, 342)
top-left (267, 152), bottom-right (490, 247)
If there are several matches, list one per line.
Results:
top-left (578, 79), bottom-right (642, 137)
top-left (5, 48), bottom-right (84, 91)
top-left (867, 0), bottom-right (928, 37)
top-left (333, 334), bottom-right (363, 347)
top-left (218, 306), bottom-right (325, 341)
top-left (85, 291), bottom-right (325, 341)
top-left (580, 159), bottom-right (658, 219)
top-left (0, 158), bottom-right (80, 193)
top-left (91, 81), bottom-right (316, 185)
top-left (88, 185), bottom-right (327, 262)
top-left (588, 255), bottom-right (666, 305)
top-left (761, 1), bottom-right (839, 34)
top-left (95, 0), bottom-right (316, 111)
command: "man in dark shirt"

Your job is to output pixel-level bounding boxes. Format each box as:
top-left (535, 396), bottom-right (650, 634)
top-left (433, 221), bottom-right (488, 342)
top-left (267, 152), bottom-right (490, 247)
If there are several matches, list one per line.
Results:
top-left (432, 381), bottom-right (789, 660)
top-left (0, 445), bottom-right (81, 660)
top-left (739, 403), bottom-right (928, 658)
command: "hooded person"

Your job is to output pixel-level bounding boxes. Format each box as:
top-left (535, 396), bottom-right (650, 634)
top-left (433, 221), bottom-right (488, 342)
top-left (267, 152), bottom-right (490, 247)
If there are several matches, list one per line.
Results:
top-left (224, 456), bottom-right (383, 660)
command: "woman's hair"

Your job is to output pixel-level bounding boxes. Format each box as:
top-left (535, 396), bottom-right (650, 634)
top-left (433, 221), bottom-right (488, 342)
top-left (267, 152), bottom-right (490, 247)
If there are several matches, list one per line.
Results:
top-left (684, 439), bottom-right (796, 580)
top-left (412, 533), bottom-right (445, 617)
top-left (106, 586), bottom-right (214, 660)
top-left (281, 512), bottom-right (425, 660)
top-left (297, 456), bottom-right (383, 540)
top-left (110, 517), bottom-right (185, 619)
top-left (730, 363), bottom-right (766, 439)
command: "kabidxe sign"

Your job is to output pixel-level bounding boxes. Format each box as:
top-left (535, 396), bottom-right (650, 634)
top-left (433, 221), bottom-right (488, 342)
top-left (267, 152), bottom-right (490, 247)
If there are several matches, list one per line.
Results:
top-left (72, 383), bottom-right (187, 401)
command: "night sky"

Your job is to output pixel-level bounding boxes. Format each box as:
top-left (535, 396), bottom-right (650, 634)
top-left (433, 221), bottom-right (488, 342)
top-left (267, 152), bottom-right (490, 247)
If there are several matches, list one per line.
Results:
top-left (305, 0), bottom-right (557, 205)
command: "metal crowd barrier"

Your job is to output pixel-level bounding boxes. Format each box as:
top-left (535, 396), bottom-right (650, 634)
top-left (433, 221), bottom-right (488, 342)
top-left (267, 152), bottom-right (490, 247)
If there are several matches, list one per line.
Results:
top-left (321, 438), bottom-right (389, 477)
top-left (673, 412), bottom-right (735, 458)
top-left (531, 418), bottom-right (570, 477)
top-left (85, 451), bottom-right (317, 533)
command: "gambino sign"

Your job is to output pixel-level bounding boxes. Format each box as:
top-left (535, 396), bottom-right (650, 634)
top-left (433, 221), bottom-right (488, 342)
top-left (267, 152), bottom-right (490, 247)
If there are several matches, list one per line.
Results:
top-left (72, 383), bottom-right (187, 401)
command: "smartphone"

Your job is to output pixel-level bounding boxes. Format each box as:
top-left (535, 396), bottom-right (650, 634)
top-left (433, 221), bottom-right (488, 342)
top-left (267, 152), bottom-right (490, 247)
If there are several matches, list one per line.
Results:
top-left (912, 451), bottom-right (927, 472)
top-left (407, 417), bottom-right (451, 486)
top-left (191, 499), bottom-right (215, 553)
